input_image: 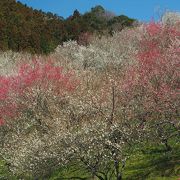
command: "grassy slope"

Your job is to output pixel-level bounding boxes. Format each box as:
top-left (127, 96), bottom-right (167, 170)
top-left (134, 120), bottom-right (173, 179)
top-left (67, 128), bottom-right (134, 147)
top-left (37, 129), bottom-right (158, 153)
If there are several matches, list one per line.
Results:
top-left (50, 143), bottom-right (180, 180)
top-left (124, 144), bottom-right (180, 180)
top-left (0, 143), bottom-right (179, 179)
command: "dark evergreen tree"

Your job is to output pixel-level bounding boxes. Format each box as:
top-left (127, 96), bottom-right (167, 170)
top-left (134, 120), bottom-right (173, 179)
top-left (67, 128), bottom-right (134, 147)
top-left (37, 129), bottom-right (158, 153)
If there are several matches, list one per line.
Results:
top-left (0, 1), bottom-right (136, 54)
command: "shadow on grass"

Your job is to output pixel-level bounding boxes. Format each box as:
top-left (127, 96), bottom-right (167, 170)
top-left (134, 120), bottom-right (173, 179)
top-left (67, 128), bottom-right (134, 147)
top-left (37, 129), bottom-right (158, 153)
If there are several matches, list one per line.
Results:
top-left (124, 144), bottom-right (180, 180)
top-left (49, 162), bottom-right (92, 180)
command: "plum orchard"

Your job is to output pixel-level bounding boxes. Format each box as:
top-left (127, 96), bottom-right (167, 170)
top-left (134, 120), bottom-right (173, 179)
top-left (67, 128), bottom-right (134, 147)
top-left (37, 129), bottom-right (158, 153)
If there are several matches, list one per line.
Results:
top-left (0, 61), bottom-right (79, 176)
top-left (0, 61), bottom-right (78, 123)
top-left (0, 22), bottom-right (179, 179)
top-left (120, 22), bottom-right (180, 150)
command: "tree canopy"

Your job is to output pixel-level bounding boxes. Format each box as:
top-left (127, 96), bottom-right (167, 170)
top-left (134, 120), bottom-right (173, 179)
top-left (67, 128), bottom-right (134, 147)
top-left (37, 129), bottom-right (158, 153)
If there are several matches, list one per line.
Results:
top-left (0, 1), bottom-right (136, 54)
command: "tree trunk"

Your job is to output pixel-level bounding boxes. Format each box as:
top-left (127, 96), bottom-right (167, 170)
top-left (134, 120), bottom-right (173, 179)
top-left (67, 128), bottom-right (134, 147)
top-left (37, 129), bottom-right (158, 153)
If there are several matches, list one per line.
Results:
top-left (164, 139), bottom-right (172, 151)
top-left (117, 174), bottom-right (122, 180)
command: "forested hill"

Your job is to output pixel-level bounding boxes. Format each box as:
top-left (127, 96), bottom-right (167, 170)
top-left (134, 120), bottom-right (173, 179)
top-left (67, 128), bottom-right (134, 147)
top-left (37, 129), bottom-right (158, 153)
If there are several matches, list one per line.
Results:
top-left (0, 0), bottom-right (136, 54)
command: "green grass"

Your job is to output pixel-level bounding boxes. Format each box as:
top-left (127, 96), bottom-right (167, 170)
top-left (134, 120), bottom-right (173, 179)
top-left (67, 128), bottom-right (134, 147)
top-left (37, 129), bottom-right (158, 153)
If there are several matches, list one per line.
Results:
top-left (0, 159), bottom-right (17, 180)
top-left (49, 162), bottom-right (91, 180)
top-left (1, 143), bottom-right (180, 180)
top-left (123, 144), bottom-right (180, 180)
top-left (50, 143), bottom-right (180, 180)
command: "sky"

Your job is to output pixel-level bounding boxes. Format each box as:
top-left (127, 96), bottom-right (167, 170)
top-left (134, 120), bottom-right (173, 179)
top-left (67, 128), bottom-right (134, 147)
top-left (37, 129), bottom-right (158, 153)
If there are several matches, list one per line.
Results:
top-left (18, 0), bottom-right (180, 22)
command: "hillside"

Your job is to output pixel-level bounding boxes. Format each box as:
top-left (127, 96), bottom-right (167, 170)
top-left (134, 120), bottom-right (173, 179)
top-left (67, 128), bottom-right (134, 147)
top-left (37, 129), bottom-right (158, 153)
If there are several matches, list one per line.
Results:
top-left (0, 1), bottom-right (179, 179)
top-left (0, 13), bottom-right (179, 179)
top-left (0, 1), bottom-right (135, 54)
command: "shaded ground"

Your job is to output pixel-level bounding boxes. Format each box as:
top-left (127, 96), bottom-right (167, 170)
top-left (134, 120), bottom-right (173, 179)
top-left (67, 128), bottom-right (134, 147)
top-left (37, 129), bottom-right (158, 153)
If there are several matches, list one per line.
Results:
top-left (0, 142), bottom-right (179, 179)
top-left (50, 143), bottom-right (180, 180)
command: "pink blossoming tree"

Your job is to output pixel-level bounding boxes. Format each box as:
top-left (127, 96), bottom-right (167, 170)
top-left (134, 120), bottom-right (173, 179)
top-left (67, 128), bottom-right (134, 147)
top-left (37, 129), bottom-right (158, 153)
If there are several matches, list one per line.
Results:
top-left (119, 22), bottom-right (180, 150)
